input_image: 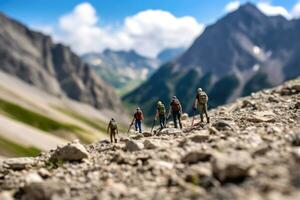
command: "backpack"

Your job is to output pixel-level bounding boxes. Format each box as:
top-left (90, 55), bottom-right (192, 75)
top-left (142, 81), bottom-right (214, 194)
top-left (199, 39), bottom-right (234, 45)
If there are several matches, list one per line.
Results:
top-left (135, 111), bottom-right (143, 120)
top-left (197, 92), bottom-right (208, 104)
top-left (171, 99), bottom-right (181, 112)
top-left (157, 103), bottom-right (165, 115)
top-left (110, 121), bottom-right (117, 130)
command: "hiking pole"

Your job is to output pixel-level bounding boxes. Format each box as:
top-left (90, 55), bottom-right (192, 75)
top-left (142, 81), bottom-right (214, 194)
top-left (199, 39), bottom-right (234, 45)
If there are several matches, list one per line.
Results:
top-left (127, 118), bottom-right (134, 136)
top-left (191, 109), bottom-right (196, 126)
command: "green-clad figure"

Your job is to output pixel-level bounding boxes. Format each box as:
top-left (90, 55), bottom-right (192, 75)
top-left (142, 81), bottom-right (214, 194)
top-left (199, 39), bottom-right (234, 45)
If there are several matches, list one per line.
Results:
top-left (193, 88), bottom-right (210, 123)
top-left (156, 101), bottom-right (166, 129)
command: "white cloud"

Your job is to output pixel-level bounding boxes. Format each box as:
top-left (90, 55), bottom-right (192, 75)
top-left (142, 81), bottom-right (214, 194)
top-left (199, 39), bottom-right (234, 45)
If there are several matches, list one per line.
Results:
top-left (225, 1), bottom-right (241, 13)
top-left (45, 2), bottom-right (204, 58)
top-left (257, 2), bottom-right (291, 19)
top-left (291, 1), bottom-right (300, 18)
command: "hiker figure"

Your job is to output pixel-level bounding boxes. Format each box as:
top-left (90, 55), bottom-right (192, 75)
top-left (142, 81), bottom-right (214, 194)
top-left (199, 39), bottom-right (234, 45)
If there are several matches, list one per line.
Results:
top-left (156, 101), bottom-right (166, 129)
top-left (193, 88), bottom-right (210, 123)
top-left (169, 96), bottom-right (183, 129)
top-left (107, 118), bottom-right (118, 143)
top-left (132, 107), bottom-right (144, 133)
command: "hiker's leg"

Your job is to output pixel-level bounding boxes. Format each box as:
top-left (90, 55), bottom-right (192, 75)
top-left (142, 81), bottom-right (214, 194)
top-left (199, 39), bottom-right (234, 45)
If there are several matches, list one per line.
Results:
top-left (135, 121), bottom-right (138, 131)
top-left (159, 116), bottom-right (163, 129)
top-left (113, 131), bottom-right (117, 143)
top-left (173, 112), bottom-right (178, 128)
top-left (138, 120), bottom-right (142, 133)
top-left (178, 112), bottom-right (182, 129)
top-left (110, 131), bottom-right (113, 143)
top-left (162, 115), bottom-right (166, 128)
top-left (204, 104), bottom-right (209, 123)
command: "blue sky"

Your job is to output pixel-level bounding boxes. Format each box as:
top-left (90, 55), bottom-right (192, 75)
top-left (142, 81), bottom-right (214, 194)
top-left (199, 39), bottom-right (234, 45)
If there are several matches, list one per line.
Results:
top-left (1, 0), bottom-right (300, 57)
top-left (0, 0), bottom-right (298, 25)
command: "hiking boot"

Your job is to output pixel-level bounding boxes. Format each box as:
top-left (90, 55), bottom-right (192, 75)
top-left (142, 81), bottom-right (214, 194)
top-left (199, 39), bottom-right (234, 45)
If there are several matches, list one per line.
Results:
top-left (115, 139), bottom-right (118, 143)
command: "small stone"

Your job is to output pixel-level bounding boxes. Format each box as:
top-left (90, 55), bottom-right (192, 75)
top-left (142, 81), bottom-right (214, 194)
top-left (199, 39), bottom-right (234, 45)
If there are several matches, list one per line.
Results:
top-left (130, 134), bottom-right (144, 140)
top-left (280, 88), bottom-right (292, 96)
top-left (3, 157), bottom-right (35, 170)
top-left (181, 113), bottom-right (189, 120)
top-left (208, 127), bottom-right (219, 135)
top-left (212, 120), bottom-right (235, 131)
top-left (247, 115), bottom-right (275, 123)
top-left (188, 131), bottom-right (210, 143)
top-left (292, 84), bottom-right (300, 93)
top-left (295, 102), bottom-right (300, 109)
top-left (181, 151), bottom-right (211, 164)
top-left (38, 168), bottom-right (51, 178)
top-left (143, 140), bottom-right (158, 149)
top-left (50, 141), bottom-right (89, 162)
top-left (291, 147), bottom-right (300, 161)
top-left (24, 172), bottom-right (43, 184)
top-left (252, 144), bottom-right (270, 156)
top-left (22, 181), bottom-right (67, 200)
top-left (0, 191), bottom-right (14, 200)
top-left (241, 100), bottom-right (254, 108)
top-left (142, 132), bottom-right (153, 137)
top-left (290, 133), bottom-right (300, 146)
top-left (124, 140), bottom-right (144, 152)
top-left (211, 151), bottom-right (253, 183)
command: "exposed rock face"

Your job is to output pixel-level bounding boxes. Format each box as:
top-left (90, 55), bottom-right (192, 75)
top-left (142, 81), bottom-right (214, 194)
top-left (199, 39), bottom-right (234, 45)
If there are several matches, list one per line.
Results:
top-left (124, 3), bottom-right (300, 118)
top-left (0, 78), bottom-right (300, 199)
top-left (0, 13), bottom-right (123, 112)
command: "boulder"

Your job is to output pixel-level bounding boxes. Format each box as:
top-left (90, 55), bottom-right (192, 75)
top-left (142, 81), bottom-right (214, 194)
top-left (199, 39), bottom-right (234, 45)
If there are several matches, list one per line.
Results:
top-left (188, 131), bottom-right (210, 143)
top-left (124, 140), bottom-right (144, 152)
top-left (22, 181), bottom-right (68, 200)
top-left (142, 132), bottom-right (153, 137)
top-left (212, 120), bottom-right (235, 131)
top-left (143, 140), bottom-right (158, 149)
top-left (24, 172), bottom-right (43, 185)
top-left (157, 128), bottom-right (182, 136)
top-left (50, 141), bottom-right (89, 162)
top-left (3, 157), bottom-right (35, 170)
top-left (181, 151), bottom-right (211, 164)
top-left (211, 151), bottom-right (253, 183)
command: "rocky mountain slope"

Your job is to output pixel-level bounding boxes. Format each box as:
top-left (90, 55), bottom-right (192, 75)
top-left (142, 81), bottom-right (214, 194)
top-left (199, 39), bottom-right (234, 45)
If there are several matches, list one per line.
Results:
top-left (82, 50), bottom-right (159, 94)
top-left (0, 77), bottom-right (299, 200)
top-left (124, 3), bottom-right (300, 118)
top-left (0, 71), bottom-right (129, 158)
top-left (0, 12), bottom-right (123, 112)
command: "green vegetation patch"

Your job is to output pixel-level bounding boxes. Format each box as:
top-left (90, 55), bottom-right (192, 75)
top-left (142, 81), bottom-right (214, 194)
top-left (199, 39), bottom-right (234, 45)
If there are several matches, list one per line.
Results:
top-left (0, 135), bottom-right (40, 157)
top-left (55, 107), bottom-right (107, 132)
top-left (0, 98), bottom-right (83, 133)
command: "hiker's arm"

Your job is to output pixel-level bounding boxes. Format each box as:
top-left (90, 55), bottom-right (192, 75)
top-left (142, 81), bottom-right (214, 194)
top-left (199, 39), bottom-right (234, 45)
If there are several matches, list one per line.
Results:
top-left (107, 124), bottom-right (110, 134)
top-left (116, 127), bottom-right (119, 135)
top-left (193, 98), bottom-right (198, 110)
top-left (180, 103), bottom-right (183, 114)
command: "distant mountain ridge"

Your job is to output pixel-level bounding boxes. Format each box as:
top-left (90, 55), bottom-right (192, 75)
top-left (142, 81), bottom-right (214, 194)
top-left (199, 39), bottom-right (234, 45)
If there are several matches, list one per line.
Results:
top-left (157, 47), bottom-right (185, 64)
top-left (124, 3), bottom-right (300, 118)
top-left (0, 12), bottom-right (123, 112)
top-left (82, 49), bottom-right (159, 94)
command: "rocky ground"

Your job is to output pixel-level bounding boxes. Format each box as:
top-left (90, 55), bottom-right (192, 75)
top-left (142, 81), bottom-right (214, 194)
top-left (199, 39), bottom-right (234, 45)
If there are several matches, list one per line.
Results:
top-left (0, 78), bottom-right (300, 200)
